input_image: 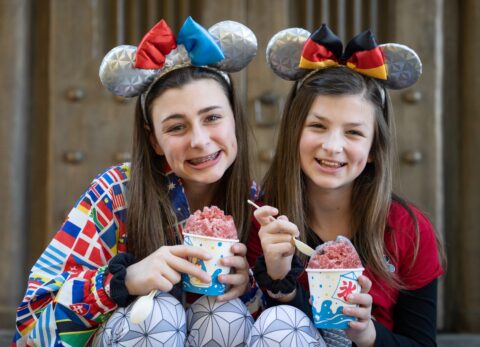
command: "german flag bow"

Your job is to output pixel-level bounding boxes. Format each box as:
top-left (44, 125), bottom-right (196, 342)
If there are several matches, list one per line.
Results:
top-left (299, 24), bottom-right (387, 80)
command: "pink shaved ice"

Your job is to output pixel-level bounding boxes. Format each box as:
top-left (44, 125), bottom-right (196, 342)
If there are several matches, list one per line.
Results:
top-left (308, 238), bottom-right (362, 269)
top-left (184, 206), bottom-right (238, 240)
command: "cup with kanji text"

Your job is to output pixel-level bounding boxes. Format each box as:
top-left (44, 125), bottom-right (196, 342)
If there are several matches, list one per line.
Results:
top-left (306, 267), bottom-right (364, 329)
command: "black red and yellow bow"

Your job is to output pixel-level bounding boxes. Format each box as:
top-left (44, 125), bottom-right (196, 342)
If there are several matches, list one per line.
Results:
top-left (299, 24), bottom-right (387, 80)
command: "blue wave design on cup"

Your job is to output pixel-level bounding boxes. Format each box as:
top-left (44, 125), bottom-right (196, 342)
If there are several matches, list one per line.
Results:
top-left (312, 299), bottom-right (356, 329)
top-left (182, 269), bottom-right (226, 295)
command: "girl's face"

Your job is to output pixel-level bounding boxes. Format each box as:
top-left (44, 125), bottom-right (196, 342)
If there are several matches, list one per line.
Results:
top-left (150, 79), bottom-right (237, 187)
top-left (299, 93), bottom-right (375, 192)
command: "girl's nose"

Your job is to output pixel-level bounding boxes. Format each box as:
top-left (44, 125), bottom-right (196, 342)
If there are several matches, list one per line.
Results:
top-left (190, 125), bottom-right (210, 148)
top-left (321, 132), bottom-right (344, 153)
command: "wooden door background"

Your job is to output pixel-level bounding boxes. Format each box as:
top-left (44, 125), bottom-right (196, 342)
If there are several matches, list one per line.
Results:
top-left (1, 0), bottom-right (478, 334)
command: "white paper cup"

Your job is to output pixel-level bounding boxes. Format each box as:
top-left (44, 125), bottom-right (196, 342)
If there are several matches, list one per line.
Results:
top-left (306, 267), bottom-right (364, 329)
top-left (182, 233), bottom-right (238, 296)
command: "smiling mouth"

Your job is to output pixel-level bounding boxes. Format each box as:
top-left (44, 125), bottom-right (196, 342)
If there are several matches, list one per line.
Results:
top-left (188, 151), bottom-right (221, 165)
top-left (315, 159), bottom-right (347, 168)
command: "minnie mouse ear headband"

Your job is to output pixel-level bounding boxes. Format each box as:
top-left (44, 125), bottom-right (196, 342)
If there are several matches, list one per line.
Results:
top-left (99, 16), bottom-right (257, 98)
top-left (266, 24), bottom-right (421, 90)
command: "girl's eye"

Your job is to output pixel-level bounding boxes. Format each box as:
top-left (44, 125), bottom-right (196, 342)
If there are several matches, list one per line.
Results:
top-left (205, 114), bottom-right (222, 122)
top-left (165, 124), bottom-right (185, 133)
top-left (309, 123), bottom-right (326, 129)
top-left (346, 130), bottom-right (364, 137)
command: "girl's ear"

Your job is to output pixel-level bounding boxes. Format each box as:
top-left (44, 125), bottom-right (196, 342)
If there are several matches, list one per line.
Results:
top-left (367, 152), bottom-right (374, 163)
top-left (149, 132), bottom-right (164, 155)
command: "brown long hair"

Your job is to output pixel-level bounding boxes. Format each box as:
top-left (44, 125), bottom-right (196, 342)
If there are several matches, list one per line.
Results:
top-left (127, 67), bottom-right (252, 260)
top-left (262, 67), bottom-right (443, 287)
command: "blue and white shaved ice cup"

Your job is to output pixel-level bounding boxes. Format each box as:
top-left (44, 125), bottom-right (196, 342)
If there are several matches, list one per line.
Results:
top-left (182, 233), bottom-right (238, 296)
top-left (306, 267), bottom-right (364, 329)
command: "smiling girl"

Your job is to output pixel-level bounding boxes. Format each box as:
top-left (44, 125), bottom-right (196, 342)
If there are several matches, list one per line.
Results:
top-left (247, 26), bottom-right (445, 347)
top-left (14, 18), bottom-right (259, 347)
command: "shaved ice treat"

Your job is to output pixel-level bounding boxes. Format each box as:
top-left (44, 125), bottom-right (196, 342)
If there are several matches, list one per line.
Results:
top-left (182, 206), bottom-right (238, 296)
top-left (184, 206), bottom-right (238, 240)
top-left (306, 236), bottom-right (364, 329)
top-left (308, 238), bottom-right (362, 269)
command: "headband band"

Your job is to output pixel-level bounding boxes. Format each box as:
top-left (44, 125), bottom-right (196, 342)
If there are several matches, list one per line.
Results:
top-left (99, 16), bottom-right (257, 98)
top-left (266, 24), bottom-right (422, 90)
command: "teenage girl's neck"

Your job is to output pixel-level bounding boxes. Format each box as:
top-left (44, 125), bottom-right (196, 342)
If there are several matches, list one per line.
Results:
top-left (306, 184), bottom-right (353, 241)
top-left (184, 181), bottom-right (219, 212)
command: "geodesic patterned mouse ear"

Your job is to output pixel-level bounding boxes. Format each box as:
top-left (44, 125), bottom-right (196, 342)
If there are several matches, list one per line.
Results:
top-left (379, 43), bottom-right (422, 89)
top-left (99, 45), bottom-right (159, 97)
top-left (99, 16), bottom-right (257, 97)
top-left (208, 20), bottom-right (257, 72)
top-left (266, 27), bottom-right (311, 81)
top-left (266, 24), bottom-right (422, 89)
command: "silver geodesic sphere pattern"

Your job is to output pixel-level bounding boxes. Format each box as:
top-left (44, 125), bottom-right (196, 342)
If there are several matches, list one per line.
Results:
top-left (248, 305), bottom-right (326, 347)
top-left (186, 296), bottom-right (254, 347)
top-left (209, 20), bottom-right (258, 72)
top-left (266, 27), bottom-right (311, 81)
top-left (98, 45), bottom-right (158, 97)
top-left (380, 43), bottom-right (422, 90)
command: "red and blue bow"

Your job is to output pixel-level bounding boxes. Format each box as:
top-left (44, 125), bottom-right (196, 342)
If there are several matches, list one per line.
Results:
top-left (135, 16), bottom-right (224, 69)
top-left (299, 24), bottom-right (387, 80)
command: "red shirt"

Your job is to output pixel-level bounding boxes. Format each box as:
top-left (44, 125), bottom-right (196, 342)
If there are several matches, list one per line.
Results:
top-left (246, 200), bottom-right (444, 330)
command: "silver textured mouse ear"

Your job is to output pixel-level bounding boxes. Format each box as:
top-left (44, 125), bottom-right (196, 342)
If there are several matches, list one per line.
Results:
top-left (380, 43), bottom-right (422, 89)
top-left (266, 28), bottom-right (311, 81)
top-left (99, 45), bottom-right (159, 97)
top-left (209, 20), bottom-right (257, 72)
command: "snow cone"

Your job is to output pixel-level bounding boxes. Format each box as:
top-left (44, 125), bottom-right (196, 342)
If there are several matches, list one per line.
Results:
top-left (306, 236), bottom-right (364, 329)
top-left (182, 206), bottom-right (238, 296)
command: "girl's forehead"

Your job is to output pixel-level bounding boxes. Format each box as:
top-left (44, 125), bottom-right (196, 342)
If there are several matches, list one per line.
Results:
top-left (153, 79), bottom-right (228, 108)
top-left (308, 94), bottom-right (376, 122)
top-left (158, 79), bottom-right (226, 100)
top-left (152, 80), bottom-right (231, 118)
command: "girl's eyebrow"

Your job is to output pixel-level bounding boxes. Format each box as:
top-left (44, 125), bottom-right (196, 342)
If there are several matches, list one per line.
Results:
top-left (161, 105), bottom-right (222, 124)
top-left (308, 114), bottom-right (368, 127)
top-left (198, 105), bottom-right (222, 114)
top-left (345, 122), bottom-right (368, 127)
top-left (308, 113), bottom-right (329, 122)
top-left (161, 114), bottom-right (184, 123)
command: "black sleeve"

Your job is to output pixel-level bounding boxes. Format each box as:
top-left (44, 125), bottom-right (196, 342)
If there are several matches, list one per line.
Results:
top-left (373, 279), bottom-right (438, 347)
top-left (108, 252), bottom-right (136, 307)
top-left (265, 281), bottom-right (313, 320)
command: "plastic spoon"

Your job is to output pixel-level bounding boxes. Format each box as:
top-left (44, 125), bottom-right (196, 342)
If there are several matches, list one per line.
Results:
top-left (247, 200), bottom-right (315, 257)
top-left (130, 289), bottom-right (156, 324)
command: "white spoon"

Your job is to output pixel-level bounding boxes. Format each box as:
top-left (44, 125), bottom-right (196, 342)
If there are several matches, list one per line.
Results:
top-left (292, 236), bottom-right (315, 256)
top-left (247, 200), bottom-right (315, 257)
top-left (130, 289), bottom-right (156, 324)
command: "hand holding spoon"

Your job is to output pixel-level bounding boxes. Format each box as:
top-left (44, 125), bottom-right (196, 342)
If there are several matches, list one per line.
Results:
top-left (247, 200), bottom-right (315, 257)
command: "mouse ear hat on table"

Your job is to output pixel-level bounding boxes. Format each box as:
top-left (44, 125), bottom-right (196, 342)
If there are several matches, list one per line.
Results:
top-left (266, 24), bottom-right (422, 89)
top-left (99, 16), bottom-right (257, 98)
